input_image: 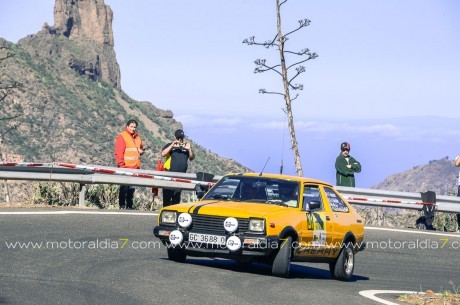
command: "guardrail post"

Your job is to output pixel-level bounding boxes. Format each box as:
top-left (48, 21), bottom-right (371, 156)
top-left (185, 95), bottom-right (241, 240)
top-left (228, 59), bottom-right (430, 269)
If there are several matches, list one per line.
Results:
top-left (416, 191), bottom-right (436, 230)
top-left (79, 183), bottom-right (87, 207)
top-left (3, 180), bottom-right (10, 203)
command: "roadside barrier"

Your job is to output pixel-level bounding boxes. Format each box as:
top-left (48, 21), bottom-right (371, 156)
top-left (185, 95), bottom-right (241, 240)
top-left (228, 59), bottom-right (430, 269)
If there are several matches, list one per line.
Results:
top-left (336, 186), bottom-right (460, 214)
top-left (342, 196), bottom-right (432, 206)
top-left (1, 162), bottom-right (459, 228)
top-left (0, 162), bottom-right (54, 167)
top-left (0, 162), bottom-right (202, 206)
top-left (55, 163), bottom-right (216, 188)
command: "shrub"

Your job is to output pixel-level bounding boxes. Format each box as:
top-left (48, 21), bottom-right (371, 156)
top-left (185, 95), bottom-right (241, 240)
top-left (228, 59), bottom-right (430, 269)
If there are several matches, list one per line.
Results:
top-left (27, 182), bottom-right (79, 206)
top-left (85, 184), bottom-right (118, 208)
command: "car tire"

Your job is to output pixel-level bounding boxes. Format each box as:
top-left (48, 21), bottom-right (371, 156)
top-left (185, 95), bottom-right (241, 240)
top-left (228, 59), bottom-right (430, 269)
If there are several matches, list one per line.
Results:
top-left (167, 246), bottom-right (186, 262)
top-left (272, 236), bottom-right (292, 278)
top-left (329, 243), bottom-right (354, 281)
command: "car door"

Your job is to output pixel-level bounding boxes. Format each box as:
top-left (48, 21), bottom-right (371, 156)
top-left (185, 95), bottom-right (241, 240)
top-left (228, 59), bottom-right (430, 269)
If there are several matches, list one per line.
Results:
top-left (296, 184), bottom-right (336, 258)
top-left (322, 186), bottom-right (352, 247)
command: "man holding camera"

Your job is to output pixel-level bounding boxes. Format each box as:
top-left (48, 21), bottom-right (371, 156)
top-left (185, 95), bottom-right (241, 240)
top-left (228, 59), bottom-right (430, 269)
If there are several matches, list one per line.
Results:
top-left (161, 129), bottom-right (195, 207)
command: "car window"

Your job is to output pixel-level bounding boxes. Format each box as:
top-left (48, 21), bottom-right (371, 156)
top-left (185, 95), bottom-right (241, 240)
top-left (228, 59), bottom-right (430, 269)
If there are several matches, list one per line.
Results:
top-left (302, 185), bottom-right (322, 211)
top-left (204, 177), bottom-right (239, 199)
top-left (203, 176), bottom-right (299, 207)
top-left (323, 187), bottom-right (349, 213)
top-left (271, 181), bottom-right (299, 207)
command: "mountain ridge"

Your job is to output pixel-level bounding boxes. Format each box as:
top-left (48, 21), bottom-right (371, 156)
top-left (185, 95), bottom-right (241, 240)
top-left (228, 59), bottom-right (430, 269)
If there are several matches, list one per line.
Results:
top-left (372, 157), bottom-right (458, 196)
top-left (1, 0), bottom-right (458, 208)
top-left (0, 0), bottom-right (250, 178)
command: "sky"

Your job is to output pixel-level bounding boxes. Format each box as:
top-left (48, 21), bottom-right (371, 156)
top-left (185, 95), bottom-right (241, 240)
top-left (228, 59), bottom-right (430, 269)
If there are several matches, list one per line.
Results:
top-left (1, 0), bottom-right (459, 188)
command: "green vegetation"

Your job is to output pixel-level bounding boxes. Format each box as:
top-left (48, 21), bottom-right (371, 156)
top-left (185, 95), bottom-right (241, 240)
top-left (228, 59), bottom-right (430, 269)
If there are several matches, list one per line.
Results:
top-left (85, 184), bottom-right (119, 208)
top-left (27, 182), bottom-right (79, 206)
top-left (1, 25), bottom-right (248, 209)
top-left (26, 182), bottom-right (124, 208)
top-left (398, 282), bottom-right (460, 304)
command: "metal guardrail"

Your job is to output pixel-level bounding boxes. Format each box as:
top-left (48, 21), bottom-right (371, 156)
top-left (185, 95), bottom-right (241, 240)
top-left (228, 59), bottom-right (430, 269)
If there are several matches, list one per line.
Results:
top-left (336, 186), bottom-right (460, 213)
top-left (0, 162), bottom-right (459, 214)
top-left (0, 163), bottom-right (217, 206)
top-left (0, 171), bottom-right (198, 190)
top-left (0, 163), bottom-right (222, 184)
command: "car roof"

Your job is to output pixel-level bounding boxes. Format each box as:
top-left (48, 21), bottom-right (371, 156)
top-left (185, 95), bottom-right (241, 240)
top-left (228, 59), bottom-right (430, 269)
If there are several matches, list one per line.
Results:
top-left (225, 172), bottom-right (333, 188)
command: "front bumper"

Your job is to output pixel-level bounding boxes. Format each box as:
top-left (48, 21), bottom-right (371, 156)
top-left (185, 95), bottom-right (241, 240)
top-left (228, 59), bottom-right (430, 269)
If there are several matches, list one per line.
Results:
top-left (154, 225), bottom-right (279, 259)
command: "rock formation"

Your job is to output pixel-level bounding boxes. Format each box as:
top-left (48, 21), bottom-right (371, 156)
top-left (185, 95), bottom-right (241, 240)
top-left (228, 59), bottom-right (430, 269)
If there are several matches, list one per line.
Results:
top-left (53, 0), bottom-right (121, 88)
top-left (0, 0), bottom-right (250, 204)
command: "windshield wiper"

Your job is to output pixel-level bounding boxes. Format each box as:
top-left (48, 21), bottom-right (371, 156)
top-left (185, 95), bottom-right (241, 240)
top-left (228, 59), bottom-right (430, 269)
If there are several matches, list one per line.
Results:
top-left (208, 194), bottom-right (229, 200)
top-left (241, 199), bottom-right (267, 203)
top-left (266, 199), bottom-right (288, 207)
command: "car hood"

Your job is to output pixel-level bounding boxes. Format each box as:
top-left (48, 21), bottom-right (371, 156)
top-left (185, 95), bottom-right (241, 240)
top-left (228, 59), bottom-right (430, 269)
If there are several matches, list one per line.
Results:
top-left (168, 200), bottom-right (291, 218)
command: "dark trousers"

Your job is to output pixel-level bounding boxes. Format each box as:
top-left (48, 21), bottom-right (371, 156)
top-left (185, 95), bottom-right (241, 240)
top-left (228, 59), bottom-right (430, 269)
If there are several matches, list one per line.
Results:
top-left (457, 185), bottom-right (460, 229)
top-left (119, 185), bottom-right (135, 209)
top-left (163, 188), bottom-right (182, 207)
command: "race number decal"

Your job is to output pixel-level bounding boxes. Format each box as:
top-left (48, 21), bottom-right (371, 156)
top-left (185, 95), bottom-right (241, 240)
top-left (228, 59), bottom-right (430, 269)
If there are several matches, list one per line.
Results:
top-left (312, 230), bottom-right (326, 246)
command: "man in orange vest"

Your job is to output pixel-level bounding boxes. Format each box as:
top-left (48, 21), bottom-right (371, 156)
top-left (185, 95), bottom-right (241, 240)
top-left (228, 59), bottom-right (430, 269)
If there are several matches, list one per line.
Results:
top-left (114, 120), bottom-right (145, 209)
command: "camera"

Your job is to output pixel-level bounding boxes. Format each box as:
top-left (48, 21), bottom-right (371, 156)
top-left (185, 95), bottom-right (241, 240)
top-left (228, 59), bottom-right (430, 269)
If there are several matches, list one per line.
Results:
top-left (174, 140), bottom-right (185, 147)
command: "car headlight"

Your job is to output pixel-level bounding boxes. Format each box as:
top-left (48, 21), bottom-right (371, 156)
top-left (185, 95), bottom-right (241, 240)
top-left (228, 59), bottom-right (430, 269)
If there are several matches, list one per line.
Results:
top-left (249, 219), bottom-right (265, 232)
top-left (161, 211), bottom-right (177, 224)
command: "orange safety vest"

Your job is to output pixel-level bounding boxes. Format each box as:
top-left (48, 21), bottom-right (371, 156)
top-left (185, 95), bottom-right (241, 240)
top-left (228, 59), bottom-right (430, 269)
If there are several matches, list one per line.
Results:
top-left (120, 131), bottom-right (142, 168)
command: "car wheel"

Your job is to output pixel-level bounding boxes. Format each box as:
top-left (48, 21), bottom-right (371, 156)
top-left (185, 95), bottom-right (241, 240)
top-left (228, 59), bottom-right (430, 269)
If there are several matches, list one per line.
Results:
top-left (167, 246), bottom-right (186, 262)
top-left (272, 236), bottom-right (292, 278)
top-left (329, 243), bottom-right (354, 281)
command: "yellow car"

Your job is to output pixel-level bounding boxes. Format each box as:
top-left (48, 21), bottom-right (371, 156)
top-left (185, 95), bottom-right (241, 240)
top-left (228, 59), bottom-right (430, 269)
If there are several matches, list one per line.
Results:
top-left (153, 173), bottom-right (365, 280)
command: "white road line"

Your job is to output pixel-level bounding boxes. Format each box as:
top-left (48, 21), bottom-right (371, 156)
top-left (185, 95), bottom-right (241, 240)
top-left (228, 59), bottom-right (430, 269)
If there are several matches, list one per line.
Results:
top-left (359, 290), bottom-right (419, 305)
top-left (365, 226), bottom-right (460, 238)
top-left (0, 211), bottom-right (159, 216)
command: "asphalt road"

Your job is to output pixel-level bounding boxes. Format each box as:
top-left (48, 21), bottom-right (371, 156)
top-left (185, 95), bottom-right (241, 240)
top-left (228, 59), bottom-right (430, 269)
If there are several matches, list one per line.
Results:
top-left (1, 208), bottom-right (459, 305)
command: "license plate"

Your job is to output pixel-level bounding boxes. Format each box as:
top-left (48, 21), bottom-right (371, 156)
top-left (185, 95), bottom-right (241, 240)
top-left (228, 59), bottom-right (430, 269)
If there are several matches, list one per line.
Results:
top-left (188, 233), bottom-right (226, 245)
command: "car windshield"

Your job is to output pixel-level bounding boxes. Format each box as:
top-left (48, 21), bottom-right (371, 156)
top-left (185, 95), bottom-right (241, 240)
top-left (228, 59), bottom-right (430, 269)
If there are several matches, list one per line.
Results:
top-left (203, 176), bottom-right (300, 208)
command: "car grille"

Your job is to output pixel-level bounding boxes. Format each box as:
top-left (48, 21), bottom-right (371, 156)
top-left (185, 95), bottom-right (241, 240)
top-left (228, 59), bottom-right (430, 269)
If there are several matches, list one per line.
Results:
top-left (190, 215), bottom-right (249, 234)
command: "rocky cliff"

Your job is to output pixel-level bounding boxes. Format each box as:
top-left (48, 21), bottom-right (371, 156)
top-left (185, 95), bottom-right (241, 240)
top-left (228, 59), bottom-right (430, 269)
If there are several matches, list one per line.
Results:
top-left (367, 157), bottom-right (459, 231)
top-left (0, 0), bottom-right (250, 189)
top-left (53, 0), bottom-right (120, 88)
top-left (372, 157), bottom-right (458, 195)
top-left (54, 0), bottom-right (115, 46)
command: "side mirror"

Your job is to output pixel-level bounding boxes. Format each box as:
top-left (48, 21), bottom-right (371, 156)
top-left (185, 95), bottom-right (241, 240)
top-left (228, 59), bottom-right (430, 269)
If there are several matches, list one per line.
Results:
top-left (304, 200), bottom-right (321, 212)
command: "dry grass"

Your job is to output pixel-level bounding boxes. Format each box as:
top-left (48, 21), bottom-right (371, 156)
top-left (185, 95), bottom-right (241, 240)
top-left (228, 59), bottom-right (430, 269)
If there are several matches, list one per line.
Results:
top-left (0, 201), bottom-right (97, 209)
top-left (399, 290), bottom-right (460, 305)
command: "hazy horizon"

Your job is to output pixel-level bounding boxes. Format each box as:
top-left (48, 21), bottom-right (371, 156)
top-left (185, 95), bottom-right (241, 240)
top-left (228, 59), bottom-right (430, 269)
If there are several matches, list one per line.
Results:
top-left (1, 0), bottom-right (459, 188)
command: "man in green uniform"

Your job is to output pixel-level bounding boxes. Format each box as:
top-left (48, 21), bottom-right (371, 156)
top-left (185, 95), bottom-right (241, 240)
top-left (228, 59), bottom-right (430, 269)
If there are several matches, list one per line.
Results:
top-left (335, 142), bottom-right (361, 187)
